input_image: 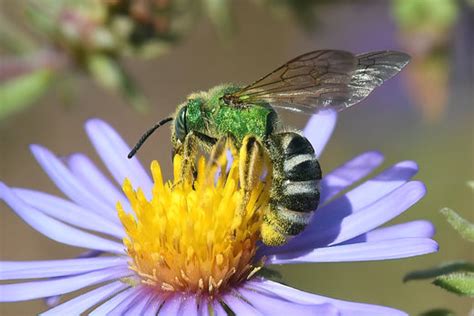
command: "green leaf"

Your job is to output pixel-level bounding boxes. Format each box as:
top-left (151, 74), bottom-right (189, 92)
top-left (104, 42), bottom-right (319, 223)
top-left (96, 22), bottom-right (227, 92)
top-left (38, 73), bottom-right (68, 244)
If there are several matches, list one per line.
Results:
top-left (392, 0), bottom-right (459, 30)
top-left (404, 261), bottom-right (474, 282)
top-left (0, 69), bottom-right (53, 120)
top-left (255, 267), bottom-right (283, 281)
top-left (0, 12), bottom-right (36, 53)
top-left (420, 308), bottom-right (456, 316)
top-left (440, 208), bottom-right (474, 242)
top-left (204, 0), bottom-right (235, 40)
top-left (433, 272), bottom-right (474, 296)
top-left (467, 181), bottom-right (474, 191)
top-left (86, 54), bottom-right (148, 112)
top-left (87, 55), bottom-right (123, 91)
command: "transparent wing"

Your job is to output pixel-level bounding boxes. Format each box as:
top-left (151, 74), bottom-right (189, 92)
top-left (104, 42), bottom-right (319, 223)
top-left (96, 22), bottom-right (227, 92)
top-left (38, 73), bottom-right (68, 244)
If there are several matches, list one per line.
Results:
top-left (227, 50), bottom-right (410, 114)
top-left (345, 51), bottom-right (411, 108)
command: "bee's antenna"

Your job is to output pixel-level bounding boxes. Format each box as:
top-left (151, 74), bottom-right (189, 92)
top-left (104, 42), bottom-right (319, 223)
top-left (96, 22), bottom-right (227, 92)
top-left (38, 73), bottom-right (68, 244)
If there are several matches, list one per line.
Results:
top-left (127, 117), bottom-right (173, 159)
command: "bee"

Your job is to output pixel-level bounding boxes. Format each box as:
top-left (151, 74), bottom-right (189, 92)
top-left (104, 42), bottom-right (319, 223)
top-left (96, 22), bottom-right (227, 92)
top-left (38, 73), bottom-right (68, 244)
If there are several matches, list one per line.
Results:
top-left (128, 50), bottom-right (410, 246)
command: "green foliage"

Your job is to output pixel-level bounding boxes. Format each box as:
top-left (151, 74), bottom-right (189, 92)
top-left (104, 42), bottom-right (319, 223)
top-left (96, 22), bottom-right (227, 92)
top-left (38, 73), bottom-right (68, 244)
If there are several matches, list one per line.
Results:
top-left (440, 208), bottom-right (474, 242)
top-left (404, 261), bottom-right (474, 282)
top-left (404, 261), bottom-right (474, 298)
top-left (404, 261), bottom-right (474, 297)
top-left (86, 54), bottom-right (147, 112)
top-left (419, 308), bottom-right (455, 316)
top-left (256, 0), bottom-right (323, 31)
top-left (467, 181), bottom-right (474, 191)
top-left (86, 54), bottom-right (123, 90)
top-left (392, 0), bottom-right (459, 31)
top-left (406, 263), bottom-right (474, 313)
top-left (433, 272), bottom-right (474, 297)
top-left (0, 70), bottom-right (53, 120)
top-left (256, 267), bottom-right (283, 282)
top-left (0, 12), bottom-right (36, 54)
top-left (204, 0), bottom-right (234, 40)
top-left (405, 180), bottom-right (473, 310)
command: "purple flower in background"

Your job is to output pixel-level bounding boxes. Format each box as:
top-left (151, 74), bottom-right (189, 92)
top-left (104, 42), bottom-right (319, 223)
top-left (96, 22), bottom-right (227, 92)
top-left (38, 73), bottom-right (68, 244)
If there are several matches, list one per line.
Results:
top-left (0, 112), bottom-right (437, 315)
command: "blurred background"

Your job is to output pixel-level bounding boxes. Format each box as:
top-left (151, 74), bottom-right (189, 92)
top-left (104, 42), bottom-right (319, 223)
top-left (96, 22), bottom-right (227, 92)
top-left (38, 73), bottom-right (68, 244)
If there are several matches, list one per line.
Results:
top-left (1, 0), bottom-right (473, 315)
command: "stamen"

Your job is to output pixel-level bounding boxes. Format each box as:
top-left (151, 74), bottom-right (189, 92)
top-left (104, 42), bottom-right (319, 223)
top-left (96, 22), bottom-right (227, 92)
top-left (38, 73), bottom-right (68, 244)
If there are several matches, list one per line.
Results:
top-left (117, 148), bottom-right (270, 297)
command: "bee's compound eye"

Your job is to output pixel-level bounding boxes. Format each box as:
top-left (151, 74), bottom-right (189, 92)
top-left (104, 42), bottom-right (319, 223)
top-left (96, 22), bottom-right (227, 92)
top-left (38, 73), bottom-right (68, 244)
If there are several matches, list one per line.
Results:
top-left (175, 105), bottom-right (188, 142)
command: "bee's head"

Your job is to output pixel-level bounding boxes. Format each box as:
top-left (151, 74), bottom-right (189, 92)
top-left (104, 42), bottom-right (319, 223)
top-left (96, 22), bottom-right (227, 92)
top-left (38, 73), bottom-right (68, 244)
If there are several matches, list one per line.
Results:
top-left (174, 104), bottom-right (188, 144)
top-left (173, 97), bottom-right (205, 144)
top-left (127, 98), bottom-right (201, 159)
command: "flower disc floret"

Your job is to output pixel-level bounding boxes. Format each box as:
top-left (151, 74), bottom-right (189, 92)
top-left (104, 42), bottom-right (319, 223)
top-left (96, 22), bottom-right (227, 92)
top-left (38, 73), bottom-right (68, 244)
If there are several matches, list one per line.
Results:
top-left (117, 153), bottom-right (270, 297)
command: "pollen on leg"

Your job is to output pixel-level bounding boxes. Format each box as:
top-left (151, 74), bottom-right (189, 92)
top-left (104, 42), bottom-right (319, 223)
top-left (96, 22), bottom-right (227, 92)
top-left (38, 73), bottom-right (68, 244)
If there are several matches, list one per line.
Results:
top-left (117, 146), bottom-right (271, 298)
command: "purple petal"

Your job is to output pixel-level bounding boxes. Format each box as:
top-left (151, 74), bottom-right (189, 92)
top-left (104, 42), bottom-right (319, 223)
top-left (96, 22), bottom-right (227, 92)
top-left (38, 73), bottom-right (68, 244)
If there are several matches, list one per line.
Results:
top-left (107, 288), bottom-right (148, 315)
top-left (76, 249), bottom-right (104, 258)
top-left (121, 292), bottom-right (154, 315)
top-left (247, 279), bottom-right (408, 316)
top-left (303, 110), bottom-right (337, 158)
top-left (142, 295), bottom-right (163, 316)
top-left (317, 181), bottom-right (426, 246)
top-left (0, 257), bottom-right (127, 280)
top-left (342, 220), bottom-right (435, 244)
top-left (267, 238), bottom-right (438, 264)
top-left (67, 153), bottom-right (131, 210)
top-left (89, 287), bottom-right (140, 316)
top-left (30, 145), bottom-right (118, 221)
top-left (286, 161), bottom-right (420, 252)
top-left (85, 119), bottom-right (152, 197)
top-left (238, 288), bottom-right (338, 315)
top-left (41, 281), bottom-right (129, 315)
top-left (44, 250), bottom-right (103, 307)
top-left (159, 296), bottom-right (182, 315)
top-left (0, 182), bottom-right (124, 254)
top-left (270, 181), bottom-right (426, 255)
top-left (179, 296), bottom-right (199, 316)
top-left (222, 292), bottom-right (263, 316)
top-left (44, 295), bottom-right (61, 308)
top-left (0, 266), bottom-right (131, 302)
top-left (13, 188), bottom-right (124, 239)
top-left (210, 300), bottom-right (227, 316)
top-left (320, 151), bottom-right (384, 204)
top-left (197, 298), bottom-right (208, 316)
top-left (321, 160), bottom-right (418, 212)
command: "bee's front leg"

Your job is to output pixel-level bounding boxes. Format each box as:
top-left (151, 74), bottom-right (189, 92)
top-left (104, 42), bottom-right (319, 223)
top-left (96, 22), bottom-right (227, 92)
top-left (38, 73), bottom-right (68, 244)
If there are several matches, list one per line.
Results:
top-left (172, 132), bottom-right (198, 185)
top-left (173, 131), bottom-right (217, 184)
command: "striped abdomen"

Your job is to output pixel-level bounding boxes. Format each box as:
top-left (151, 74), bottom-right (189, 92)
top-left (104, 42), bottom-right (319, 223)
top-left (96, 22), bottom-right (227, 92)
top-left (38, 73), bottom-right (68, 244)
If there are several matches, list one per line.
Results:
top-left (262, 132), bottom-right (322, 245)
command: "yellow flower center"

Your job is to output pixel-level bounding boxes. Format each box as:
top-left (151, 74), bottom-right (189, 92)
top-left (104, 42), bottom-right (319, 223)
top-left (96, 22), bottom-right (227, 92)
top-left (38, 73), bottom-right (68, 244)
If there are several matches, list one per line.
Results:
top-left (117, 152), bottom-right (270, 297)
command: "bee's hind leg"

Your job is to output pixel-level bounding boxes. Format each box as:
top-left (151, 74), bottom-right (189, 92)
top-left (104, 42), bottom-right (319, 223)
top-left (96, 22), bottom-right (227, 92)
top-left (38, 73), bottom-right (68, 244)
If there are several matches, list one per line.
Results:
top-left (238, 136), bottom-right (271, 205)
top-left (207, 135), bottom-right (268, 197)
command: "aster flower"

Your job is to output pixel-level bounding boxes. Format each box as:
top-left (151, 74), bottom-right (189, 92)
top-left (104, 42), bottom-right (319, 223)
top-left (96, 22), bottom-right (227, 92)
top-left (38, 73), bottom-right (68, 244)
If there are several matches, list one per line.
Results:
top-left (0, 111), bottom-right (438, 315)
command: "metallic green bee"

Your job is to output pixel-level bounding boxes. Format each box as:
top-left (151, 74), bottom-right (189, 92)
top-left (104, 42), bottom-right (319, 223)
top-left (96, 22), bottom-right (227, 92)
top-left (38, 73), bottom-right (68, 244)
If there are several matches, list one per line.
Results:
top-left (128, 50), bottom-right (410, 246)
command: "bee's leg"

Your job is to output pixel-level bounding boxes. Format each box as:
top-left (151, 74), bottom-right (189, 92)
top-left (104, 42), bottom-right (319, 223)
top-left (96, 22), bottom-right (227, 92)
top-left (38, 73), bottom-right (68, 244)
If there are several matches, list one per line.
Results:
top-left (207, 133), bottom-right (238, 169)
top-left (193, 131), bottom-right (218, 151)
top-left (174, 132), bottom-right (199, 183)
top-left (173, 132), bottom-right (216, 160)
top-left (238, 136), bottom-right (269, 203)
top-left (174, 131), bottom-right (217, 182)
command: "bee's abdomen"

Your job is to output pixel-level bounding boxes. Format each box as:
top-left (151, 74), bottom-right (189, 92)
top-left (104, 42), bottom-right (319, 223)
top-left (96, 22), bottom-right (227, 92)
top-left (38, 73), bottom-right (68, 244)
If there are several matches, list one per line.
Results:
top-left (264, 132), bottom-right (321, 243)
top-left (268, 132), bottom-right (322, 211)
top-left (279, 179), bottom-right (320, 212)
top-left (284, 154), bottom-right (321, 181)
